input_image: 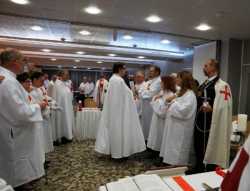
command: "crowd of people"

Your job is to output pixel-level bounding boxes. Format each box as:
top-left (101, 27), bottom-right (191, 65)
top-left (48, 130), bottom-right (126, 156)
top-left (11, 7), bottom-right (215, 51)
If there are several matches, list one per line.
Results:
top-left (0, 48), bottom-right (238, 189)
top-left (95, 61), bottom-right (233, 174)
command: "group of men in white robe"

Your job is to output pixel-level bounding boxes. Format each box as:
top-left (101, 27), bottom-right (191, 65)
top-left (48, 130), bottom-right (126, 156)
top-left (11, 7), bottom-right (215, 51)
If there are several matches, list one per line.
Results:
top-left (0, 49), bottom-right (75, 188)
top-left (134, 67), bottom-right (198, 166)
top-left (95, 61), bottom-right (233, 175)
top-left (0, 49), bottom-right (47, 188)
top-left (0, 48), bottom-right (238, 188)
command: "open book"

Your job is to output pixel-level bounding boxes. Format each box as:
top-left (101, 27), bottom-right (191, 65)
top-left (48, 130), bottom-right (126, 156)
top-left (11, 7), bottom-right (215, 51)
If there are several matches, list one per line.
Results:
top-left (106, 174), bottom-right (171, 191)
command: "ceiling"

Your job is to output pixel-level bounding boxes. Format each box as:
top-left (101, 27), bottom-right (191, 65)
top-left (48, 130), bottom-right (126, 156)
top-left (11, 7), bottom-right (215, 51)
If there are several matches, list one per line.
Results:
top-left (0, 0), bottom-right (249, 40)
top-left (2, 0), bottom-right (248, 69)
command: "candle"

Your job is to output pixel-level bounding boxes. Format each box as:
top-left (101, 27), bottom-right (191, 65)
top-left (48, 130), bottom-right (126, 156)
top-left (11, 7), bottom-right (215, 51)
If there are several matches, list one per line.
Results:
top-left (238, 114), bottom-right (248, 132)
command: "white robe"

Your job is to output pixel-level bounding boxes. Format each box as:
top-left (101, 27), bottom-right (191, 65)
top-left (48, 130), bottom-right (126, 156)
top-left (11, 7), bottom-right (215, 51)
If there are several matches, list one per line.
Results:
top-left (64, 80), bottom-right (73, 92)
top-left (147, 91), bottom-right (174, 151)
top-left (53, 79), bottom-right (74, 140)
top-left (140, 77), bottom-right (161, 140)
top-left (160, 90), bottom-right (197, 165)
top-left (47, 81), bottom-right (59, 142)
top-left (93, 78), bottom-right (109, 107)
top-left (0, 66), bottom-right (44, 187)
top-left (135, 82), bottom-right (146, 116)
top-left (30, 87), bottom-right (54, 153)
top-left (95, 74), bottom-right (146, 158)
top-left (47, 80), bottom-right (55, 97)
top-left (204, 79), bottom-right (232, 168)
top-left (27, 94), bottom-right (45, 164)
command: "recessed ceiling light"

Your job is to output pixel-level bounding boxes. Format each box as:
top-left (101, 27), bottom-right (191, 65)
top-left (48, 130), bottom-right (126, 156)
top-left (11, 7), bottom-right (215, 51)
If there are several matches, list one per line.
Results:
top-left (195, 23), bottom-right (212, 31)
top-left (73, 66), bottom-right (77, 69)
top-left (75, 59), bottom-right (80, 63)
top-left (84, 6), bottom-right (102, 15)
top-left (102, 67), bottom-right (106, 70)
top-left (30, 25), bottom-right (43, 31)
top-left (41, 49), bottom-right (51, 52)
top-left (51, 58), bottom-right (57, 61)
top-left (123, 35), bottom-right (133, 40)
top-left (146, 15), bottom-right (163, 23)
top-left (138, 56), bottom-right (145, 59)
top-left (88, 68), bottom-right (91, 70)
top-left (108, 53), bottom-right (117, 57)
top-left (79, 30), bottom-right (91, 36)
top-left (58, 65), bottom-right (62, 68)
top-left (76, 51), bottom-right (85, 55)
top-left (97, 61), bottom-right (103, 64)
top-left (10, 0), bottom-right (30, 5)
top-left (161, 39), bottom-right (171, 44)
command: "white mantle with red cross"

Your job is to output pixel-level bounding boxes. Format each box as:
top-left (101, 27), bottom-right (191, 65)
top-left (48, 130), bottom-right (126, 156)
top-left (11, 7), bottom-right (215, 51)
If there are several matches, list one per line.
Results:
top-left (220, 85), bottom-right (231, 101)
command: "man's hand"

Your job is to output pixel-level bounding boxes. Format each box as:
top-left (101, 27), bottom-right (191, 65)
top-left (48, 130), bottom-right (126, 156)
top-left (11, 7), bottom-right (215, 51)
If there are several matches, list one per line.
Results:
top-left (200, 102), bottom-right (213, 112)
top-left (165, 95), bottom-right (176, 103)
top-left (154, 95), bottom-right (162, 101)
top-left (39, 101), bottom-right (47, 110)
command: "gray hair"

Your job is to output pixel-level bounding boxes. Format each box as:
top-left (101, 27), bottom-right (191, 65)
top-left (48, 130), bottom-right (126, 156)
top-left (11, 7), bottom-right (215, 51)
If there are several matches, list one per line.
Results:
top-left (136, 70), bottom-right (145, 77)
top-left (0, 49), bottom-right (23, 66)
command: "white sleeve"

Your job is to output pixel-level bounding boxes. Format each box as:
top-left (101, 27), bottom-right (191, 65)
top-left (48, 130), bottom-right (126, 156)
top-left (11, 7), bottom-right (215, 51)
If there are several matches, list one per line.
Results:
top-left (93, 81), bottom-right (99, 102)
top-left (169, 92), bottom-right (197, 120)
top-left (151, 97), bottom-right (167, 117)
top-left (2, 84), bottom-right (43, 125)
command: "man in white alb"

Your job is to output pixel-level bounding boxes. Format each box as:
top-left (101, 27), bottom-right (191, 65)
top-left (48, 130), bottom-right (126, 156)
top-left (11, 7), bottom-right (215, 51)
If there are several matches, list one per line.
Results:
top-left (0, 49), bottom-right (46, 188)
top-left (95, 63), bottom-right (146, 159)
top-left (140, 65), bottom-right (161, 140)
top-left (134, 71), bottom-right (146, 117)
top-left (30, 71), bottom-right (54, 153)
top-left (47, 74), bottom-right (57, 97)
top-left (52, 70), bottom-right (74, 143)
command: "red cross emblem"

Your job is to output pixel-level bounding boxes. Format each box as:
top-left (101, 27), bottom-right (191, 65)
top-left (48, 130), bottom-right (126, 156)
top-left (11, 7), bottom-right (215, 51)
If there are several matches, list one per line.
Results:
top-left (220, 85), bottom-right (231, 101)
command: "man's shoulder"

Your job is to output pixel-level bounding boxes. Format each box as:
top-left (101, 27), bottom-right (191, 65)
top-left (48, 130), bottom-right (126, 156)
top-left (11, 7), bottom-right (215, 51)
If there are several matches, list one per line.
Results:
top-left (110, 75), bottom-right (124, 84)
top-left (216, 79), bottom-right (230, 88)
top-left (0, 73), bottom-right (16, 86)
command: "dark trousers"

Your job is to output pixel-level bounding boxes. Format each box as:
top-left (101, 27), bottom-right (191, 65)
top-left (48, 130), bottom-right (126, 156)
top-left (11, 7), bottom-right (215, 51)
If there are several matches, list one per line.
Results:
top-left (194, 128), bottom-right (217, 172)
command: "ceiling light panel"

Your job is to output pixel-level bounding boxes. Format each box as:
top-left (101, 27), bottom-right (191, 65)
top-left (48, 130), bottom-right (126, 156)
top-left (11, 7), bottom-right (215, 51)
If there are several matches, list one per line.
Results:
top-left (84, 6), bottom-right (102, 15)
top-left (10, 0), bottom-right (30, 5)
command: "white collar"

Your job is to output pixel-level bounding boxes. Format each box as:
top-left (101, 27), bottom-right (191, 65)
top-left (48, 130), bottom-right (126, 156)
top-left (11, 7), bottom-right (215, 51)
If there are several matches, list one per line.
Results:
top-left (149, 76), bottom-right (160, 82)
top-left (207, 75), bottom-right (218, 82)
top-left (0, 66), bottom-right (16, 78)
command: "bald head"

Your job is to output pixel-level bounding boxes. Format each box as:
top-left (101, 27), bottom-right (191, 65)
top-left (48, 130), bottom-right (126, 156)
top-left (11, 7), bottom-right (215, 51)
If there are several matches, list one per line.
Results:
top-left (203, 59), bottom-right (220, 77)
top-left (0, 49), bottom-right (25, 74)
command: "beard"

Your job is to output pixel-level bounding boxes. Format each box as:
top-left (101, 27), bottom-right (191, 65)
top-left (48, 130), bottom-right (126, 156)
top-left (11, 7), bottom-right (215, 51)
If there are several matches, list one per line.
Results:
top-left (203, 69), bottom-right (208, 76)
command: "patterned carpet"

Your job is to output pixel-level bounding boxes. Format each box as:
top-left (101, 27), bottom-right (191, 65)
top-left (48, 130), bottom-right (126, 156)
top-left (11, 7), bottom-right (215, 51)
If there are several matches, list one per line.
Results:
top-left (23, 140), bottom-right (161, 191)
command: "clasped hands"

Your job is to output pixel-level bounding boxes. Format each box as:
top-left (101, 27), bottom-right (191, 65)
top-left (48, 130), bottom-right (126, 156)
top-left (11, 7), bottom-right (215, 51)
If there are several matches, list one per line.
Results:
top-left (200, 102), bottom-right (213, 112)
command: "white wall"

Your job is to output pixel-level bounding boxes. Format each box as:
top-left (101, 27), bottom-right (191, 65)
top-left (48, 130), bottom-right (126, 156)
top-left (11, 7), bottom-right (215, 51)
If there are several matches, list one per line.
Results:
top-left (193, 42), bottom-right (217, 83)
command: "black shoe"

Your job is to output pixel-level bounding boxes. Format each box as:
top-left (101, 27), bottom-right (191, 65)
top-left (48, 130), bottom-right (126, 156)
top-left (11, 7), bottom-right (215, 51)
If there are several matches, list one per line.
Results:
top-left (61, 137), bottom-right (73, 144)
top-left (53, 140), bottom-right (61, 146)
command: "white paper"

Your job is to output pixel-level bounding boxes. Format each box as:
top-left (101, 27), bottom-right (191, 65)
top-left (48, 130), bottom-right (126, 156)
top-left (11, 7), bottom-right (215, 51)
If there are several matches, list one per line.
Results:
top-left (106, 177), bottom-right (140, 191)
top-left (133, 174), bottom-right (172, 191)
